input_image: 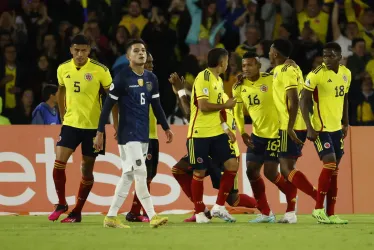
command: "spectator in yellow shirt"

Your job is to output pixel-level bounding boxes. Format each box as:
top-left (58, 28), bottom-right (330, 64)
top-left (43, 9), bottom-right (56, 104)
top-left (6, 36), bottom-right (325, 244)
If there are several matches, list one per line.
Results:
top-left (119, 0), bottom-right (149, 38)
top-left (296, 0), bottom-right (329, 43)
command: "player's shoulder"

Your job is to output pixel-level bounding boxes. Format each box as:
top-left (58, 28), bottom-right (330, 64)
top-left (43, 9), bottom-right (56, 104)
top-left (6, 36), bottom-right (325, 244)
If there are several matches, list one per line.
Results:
top-left (58, 59), bottom-right (72, 70)
top-left (260, 72), bottom-right (273, 78)
top-left (144, 69), bottom-right (157, 80)
top-left (89, 59), bottom-right (109, 72)
top-left (197, 69), bottom-right (212, 81)
top-left (311, 64), bottom-right (326, 75)
top-left (339, 64), bottom-right (351, 74)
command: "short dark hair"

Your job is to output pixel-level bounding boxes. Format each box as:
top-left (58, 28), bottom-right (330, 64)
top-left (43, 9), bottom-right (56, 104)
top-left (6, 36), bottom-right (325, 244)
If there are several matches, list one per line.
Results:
top-left (243, 51), bottom-right (259, 59)
top-left (272, 39), bottom-right (293, 58)
top-left (352, 38), bottom-right (365, 48)
top-left (129, 0), bottom-right (141, 6)
top-left (324, 42), bottom-right (342, 53)
top-left (207, 48), bottom-right (228, 67)
top-left (42, 84), bottom-right (58, 101)
top-left (125, 39), bottom-right (146, 52)
top-left (70, 34), bottom-right (90, 46)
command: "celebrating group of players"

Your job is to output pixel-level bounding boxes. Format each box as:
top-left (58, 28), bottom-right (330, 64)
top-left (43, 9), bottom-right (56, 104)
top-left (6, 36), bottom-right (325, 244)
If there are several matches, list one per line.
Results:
top-left (47, 33), bottom-right (350, 228)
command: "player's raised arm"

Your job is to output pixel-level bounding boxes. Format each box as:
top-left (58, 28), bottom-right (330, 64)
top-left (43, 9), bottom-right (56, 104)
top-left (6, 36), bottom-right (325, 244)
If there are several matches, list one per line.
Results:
top-left (150, 74), bottom-right (173, 143)
top-left (169, 72), bottom-right (190, 120)
top-left (301, 71), bottom-right (319, 141)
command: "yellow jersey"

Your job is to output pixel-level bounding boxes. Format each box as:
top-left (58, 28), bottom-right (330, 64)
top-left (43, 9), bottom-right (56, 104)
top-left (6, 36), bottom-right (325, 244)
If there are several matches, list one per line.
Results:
top-left (57, 58), bottom-right (112, 129)
top-left (149, 106), bottom-right (158, 139)
top-left (304, 64), bottom-right (351, 132)
top-left (4, 66), bottom-right (16, 109)
top-left (223, 93), bottom-right (240, 157)
top-left (297, 11), bottom-right (329, 43)
top-left (232, 73), bottom-right (279, 139)
top-left (272, 64), bottom-right (306, 131)
top-left (188, 69), bottom-right (225, 138)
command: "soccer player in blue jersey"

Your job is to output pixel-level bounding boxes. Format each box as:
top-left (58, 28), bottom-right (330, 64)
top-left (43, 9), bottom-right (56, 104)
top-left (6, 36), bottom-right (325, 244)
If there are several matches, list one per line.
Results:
top-left (94, 39), bottom-right (173, 229)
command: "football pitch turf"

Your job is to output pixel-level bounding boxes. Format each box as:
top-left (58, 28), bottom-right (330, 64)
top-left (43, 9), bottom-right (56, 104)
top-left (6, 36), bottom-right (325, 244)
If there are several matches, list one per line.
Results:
top-left (0, 214), bottom-right (373, 250)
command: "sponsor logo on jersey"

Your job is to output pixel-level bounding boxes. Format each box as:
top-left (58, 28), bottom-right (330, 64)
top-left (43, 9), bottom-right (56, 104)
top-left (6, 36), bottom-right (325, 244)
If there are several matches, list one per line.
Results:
top-left (146, 81), bottom-right (152, 92)
top-left (324, 142), bottom-right (331, 149)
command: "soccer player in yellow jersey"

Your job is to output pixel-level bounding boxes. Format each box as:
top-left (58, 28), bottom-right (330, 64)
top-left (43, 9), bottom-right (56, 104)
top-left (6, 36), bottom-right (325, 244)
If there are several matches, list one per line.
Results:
top-left (126, 52), bottom-right (159, 222)
top-left (168, 72), bottom-right (257, 223)
top-left (48, 35), bottom-right (114, 223)
top-left (233, 52), bottom-right (301, 223)
top-left (301, 43), bottom-right (350, 224)
top-left (187, 48), bottom-right (239, 223)
top-left (270, 39), bottom-right (317, 223)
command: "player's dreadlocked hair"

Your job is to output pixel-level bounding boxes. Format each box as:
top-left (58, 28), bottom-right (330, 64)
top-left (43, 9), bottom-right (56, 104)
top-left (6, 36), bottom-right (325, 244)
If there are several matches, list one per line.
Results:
top-left (207, 48), bottom-right (228, 68)
top-left (324, 42), bottom-right (342, 53)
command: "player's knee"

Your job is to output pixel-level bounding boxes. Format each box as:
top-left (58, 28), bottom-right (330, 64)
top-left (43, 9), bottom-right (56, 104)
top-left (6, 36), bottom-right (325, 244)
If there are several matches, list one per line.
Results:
top-left (263, 164), bottom-right (278, 182)
top-left (321, 153), bottom-right (337, 167)
top-left (193, 169), bottom-right (206, 177)
top-left (226, 193), bottom-right (239, 206)
top-left (224, 158), bottom-right (239, 172)
top-left (246, 162), bottom-right (261, 180)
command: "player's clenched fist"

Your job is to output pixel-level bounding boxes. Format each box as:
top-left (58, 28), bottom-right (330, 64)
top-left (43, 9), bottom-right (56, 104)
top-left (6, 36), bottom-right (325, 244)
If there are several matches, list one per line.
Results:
top-left (94, 132), bottom-right (104, 151)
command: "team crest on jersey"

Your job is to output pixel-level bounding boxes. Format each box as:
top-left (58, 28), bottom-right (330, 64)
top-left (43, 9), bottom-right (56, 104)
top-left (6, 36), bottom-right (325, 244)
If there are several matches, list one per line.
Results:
top-left (324, 142), bottom-right (331, 149)
top-left (197, 157), bottom-right (203, 163)
top-left (84, 73), bottom-right (93, 81)
top-left (138, 79), bottom-right (144, 86)
top-left (146, 81), bottom-right (152, 92)
top-left (342, 75), bottom-right (347, 83)
top-left (260, 84), bottom-right (268, 92)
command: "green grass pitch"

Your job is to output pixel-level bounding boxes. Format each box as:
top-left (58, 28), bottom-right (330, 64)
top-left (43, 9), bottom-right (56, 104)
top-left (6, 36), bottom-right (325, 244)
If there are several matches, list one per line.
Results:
top-left (1, 214), bottom-right (374, 250)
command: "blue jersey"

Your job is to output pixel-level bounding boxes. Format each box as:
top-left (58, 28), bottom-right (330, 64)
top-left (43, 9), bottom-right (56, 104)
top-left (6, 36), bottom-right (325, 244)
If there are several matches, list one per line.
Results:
top-left (32, 103), bottom-right (61, 125)
top-left (109, 67), bottom-right (160, 144)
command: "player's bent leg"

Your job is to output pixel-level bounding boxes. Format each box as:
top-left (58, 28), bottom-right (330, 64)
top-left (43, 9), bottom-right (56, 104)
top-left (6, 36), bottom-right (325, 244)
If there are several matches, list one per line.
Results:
top-left (264, 161), bottom-right (298, 218)
top-left (172, 156), bottom-right (193, 201)
top-left (48, 146), bottom-right (74, 222)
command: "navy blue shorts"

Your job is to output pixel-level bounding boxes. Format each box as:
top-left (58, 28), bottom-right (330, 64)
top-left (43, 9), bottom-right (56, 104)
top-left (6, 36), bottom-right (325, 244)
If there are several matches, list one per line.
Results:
top-left (186, 134), bottom-right (236, 170)
top-left (314, 130), bottom-right (344, 160)
top-left (180, 155), bottom-right (238, 194)
top-left (278, 130), bottom-right (307, 158)
top-left (56, 125), bottom-right (105, 157)
top-left (146, 139), bottom-right (159, 180)
top-left (246, 133), bottom-right (279, 164)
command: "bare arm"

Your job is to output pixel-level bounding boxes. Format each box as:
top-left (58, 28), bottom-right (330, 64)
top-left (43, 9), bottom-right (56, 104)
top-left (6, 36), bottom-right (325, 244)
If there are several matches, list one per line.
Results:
top-left (332, 2), bottom-right (341, 41)
top-left (286, 88), bottom-right (299, 130)
top-left (57, 85), bottom-right (66, 122)
top-left (342, 94), bottom-right (349, 126)
top-left (197, 99), bottom-right (228, 112)
top-left (300, 89), bottom-right (314, 130)
top-left (179, 96), bottom-right (191, 120)
top-left (104, 88), bottom-right (119, 131)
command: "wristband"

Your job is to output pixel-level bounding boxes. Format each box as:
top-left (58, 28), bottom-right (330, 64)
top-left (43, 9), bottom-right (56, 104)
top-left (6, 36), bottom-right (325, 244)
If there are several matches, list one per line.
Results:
top-left (178, 89), bottom-right (186, 97)
top-left (221, 122), bottom-right (229, 132)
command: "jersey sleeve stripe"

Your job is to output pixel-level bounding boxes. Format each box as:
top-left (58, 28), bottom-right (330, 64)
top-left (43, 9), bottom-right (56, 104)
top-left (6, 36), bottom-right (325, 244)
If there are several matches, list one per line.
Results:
top-left (90, 60), bottom-right (109, 71)
top-left (109, 94), bottom-right (119, 100)
top-left (312, 65), bottom-right (323, 74)
top-left (285, 85), bottom-right (298, 90)
top-left (59, 59), bottom-right (71, 66)
top-left (196, 95), bottom-right (208, 100)
top-left (152, 94), bottom-right (160, 99)
top-left (281, 65), bottom-right (291, 72)
top-left (303, 85), bottom-right (314, 91)
top-left (204, 70), bottom-right (210, 81)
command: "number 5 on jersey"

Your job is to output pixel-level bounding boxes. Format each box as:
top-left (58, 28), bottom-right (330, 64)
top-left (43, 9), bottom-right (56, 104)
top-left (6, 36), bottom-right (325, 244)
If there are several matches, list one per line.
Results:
top-left (74, 81), bottom-right (80, 92)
